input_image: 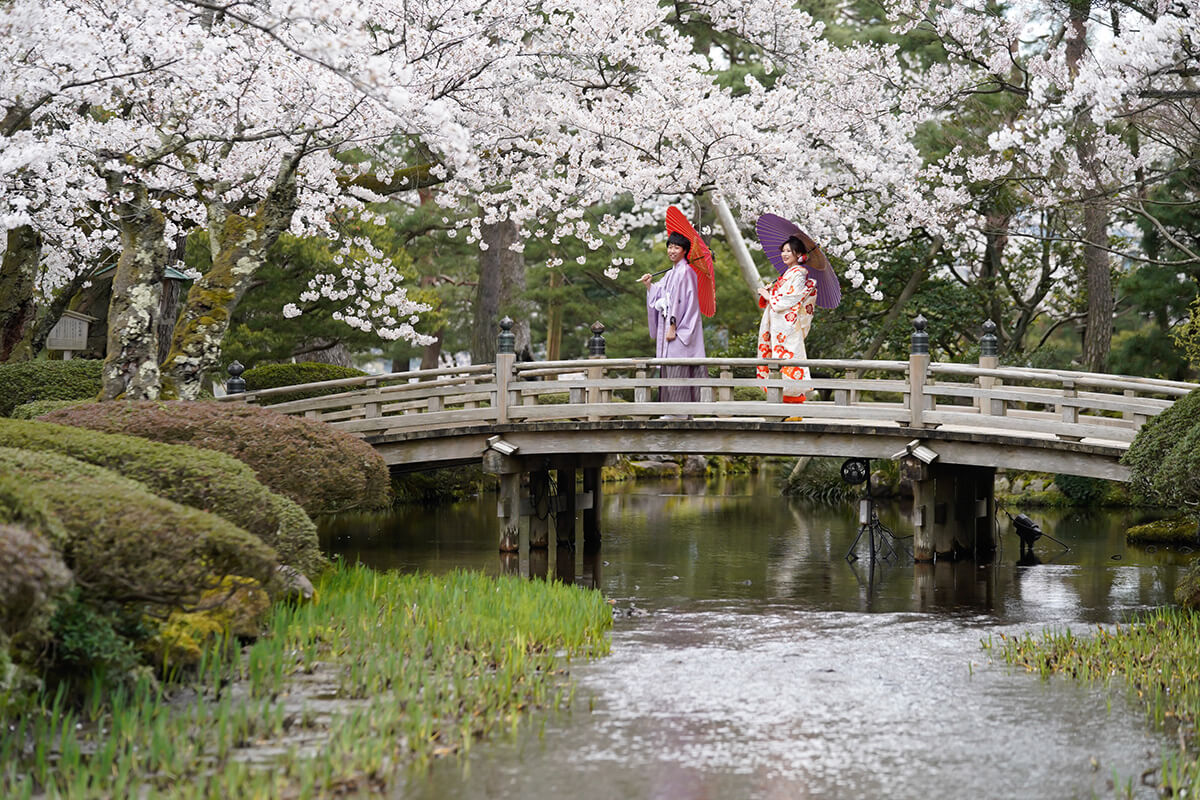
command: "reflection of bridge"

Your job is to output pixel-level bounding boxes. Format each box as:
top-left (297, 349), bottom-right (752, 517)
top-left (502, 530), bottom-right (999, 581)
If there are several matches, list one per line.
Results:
top-left (221, 319), bottom-right (1197, 562)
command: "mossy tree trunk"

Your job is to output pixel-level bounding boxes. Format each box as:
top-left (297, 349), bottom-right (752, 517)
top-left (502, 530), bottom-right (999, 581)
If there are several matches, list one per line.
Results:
top-left (161, 152), bottom-right (302, 399)
top-left (101, 182), bottom-right (168, 400)
top-left (0, 225), bottom-right (40, 363)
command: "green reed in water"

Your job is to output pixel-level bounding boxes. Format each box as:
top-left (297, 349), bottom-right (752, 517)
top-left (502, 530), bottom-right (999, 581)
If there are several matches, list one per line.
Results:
top-left (984, 607), bottom-right (1200, 794)
top-left (1, 564), bottom-right (613, 798)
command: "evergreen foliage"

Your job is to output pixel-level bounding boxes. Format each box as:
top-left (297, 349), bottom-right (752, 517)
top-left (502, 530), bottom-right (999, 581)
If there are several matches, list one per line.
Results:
top-left (242, 362), bottom-right (368, 404)
top-left (0, 359), bottom-right (102, 417)
top-left (1121, 388), bottom-right (1200, 507)
top-left (41, 401), bottom-right (391, 516)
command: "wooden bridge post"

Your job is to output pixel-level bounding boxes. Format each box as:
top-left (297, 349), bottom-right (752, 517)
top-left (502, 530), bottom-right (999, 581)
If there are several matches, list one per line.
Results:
top-left (529, 468), bottom-right (551, 549)
top-left (583, 465), bottom-right (602, 550)
top-left (977, 320), bottom-right (998, 413)
top-left (587, 321), bottom-right (605, 422)
top-left (905, 457), bottom-right (934, 562)
top-left (907, 315), bottom-right (930, 427)
top-left (556, 463), bottom-right (577, 549)
top-left (495, 316), bottom-right (516, 424)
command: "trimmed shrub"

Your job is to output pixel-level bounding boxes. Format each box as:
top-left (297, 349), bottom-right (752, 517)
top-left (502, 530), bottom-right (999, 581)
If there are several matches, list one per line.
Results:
top-left (0, 473), bottom-right (68, 548)
top-left (0, 523), bottom-right (71, 639)
top-left (0, 447), bottom-right (277, 610)
top-left (242, 362), bottom-right (368, 404)
top-left (1153, 423), bottom-right (1200, 511)
top-left (1121, 388), bottom-right (1200, 502)
top-left (10, 398), bottom-right (89, 419)
top-left (42, 401), bottom-right (391, 515)
top-left (0, 418), bottom-right (324, 577)
top-left (1052, 474), bottom-right (1107, 506)
top-left (0, 359), bottom-right (102, 417)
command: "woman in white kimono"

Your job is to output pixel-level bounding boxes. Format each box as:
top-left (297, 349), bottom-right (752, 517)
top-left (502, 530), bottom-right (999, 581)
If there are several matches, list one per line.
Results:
top-left (757, 235), bottom-right (821, 404)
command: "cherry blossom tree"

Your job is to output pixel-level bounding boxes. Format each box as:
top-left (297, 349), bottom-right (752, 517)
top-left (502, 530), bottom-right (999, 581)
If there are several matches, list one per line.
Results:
top-left (886, 0), bottom-right (1200, 370)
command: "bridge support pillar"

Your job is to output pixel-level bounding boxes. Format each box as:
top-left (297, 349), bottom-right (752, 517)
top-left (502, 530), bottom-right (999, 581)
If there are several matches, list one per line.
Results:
top-left (583, 466), bottom-right (602, 550)
top-left (529, 469), bottom-right (551, 549)
top-left (907, 460), bottom-right (995, 562)
top-left (556, 465), bottom-right (577, 548)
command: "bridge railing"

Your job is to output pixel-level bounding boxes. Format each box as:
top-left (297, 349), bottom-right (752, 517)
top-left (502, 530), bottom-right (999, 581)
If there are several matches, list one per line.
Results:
top-left (219, 317), bottom-right (1197, 445)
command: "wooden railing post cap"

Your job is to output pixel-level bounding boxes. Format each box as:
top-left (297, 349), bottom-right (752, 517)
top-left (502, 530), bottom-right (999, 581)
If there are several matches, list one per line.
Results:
top-left (226, 360), bottom-right (246, 394)
top-left (497, 316), bottom-right (516, 355)
top-left (910, 315), bottom-right (929, 355)
top-left (980, 319), bottom-right (998, 357)
top-left (588, 321), bottom-right (606, 358)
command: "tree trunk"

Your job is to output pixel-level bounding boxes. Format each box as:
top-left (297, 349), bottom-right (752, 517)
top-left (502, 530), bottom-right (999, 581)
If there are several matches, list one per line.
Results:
top-left (0, 226), bottom-right (40, 363)
top-left (162, 152), bottom-right (302, 398)
top-left (981, 210), bottom-right (1009, 343)
top-left (292, 339), bottom-right (353, 366)
top-left (473, 219), bottom-right (528, 363)
top-left (418, 328), bottom-right (444, 370)
top-left (1080, 201), bottom-right (1112, 371)
top-left (101, 184), bottom-right (168, 400)
top-left (1066, 0), bottom-right (1112, 372)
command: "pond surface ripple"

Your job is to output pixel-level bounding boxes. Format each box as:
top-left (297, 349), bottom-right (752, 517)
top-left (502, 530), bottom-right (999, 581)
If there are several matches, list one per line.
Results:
top-left (318, 473), bottom-right (1189, 799)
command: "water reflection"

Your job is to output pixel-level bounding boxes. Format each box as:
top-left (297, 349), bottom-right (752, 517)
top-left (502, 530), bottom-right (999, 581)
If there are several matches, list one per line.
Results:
top-left (319, 474), bottom-right (1189, 800)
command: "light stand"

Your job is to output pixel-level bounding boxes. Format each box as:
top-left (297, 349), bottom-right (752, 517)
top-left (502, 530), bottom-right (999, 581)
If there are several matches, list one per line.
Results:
top-left (842, 458), bottom-right (900, 564)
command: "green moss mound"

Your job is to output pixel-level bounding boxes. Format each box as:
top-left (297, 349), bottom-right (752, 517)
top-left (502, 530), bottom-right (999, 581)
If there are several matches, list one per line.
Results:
top-left (0, 418), bottom-right (324, 577)
top-left (242, 362), bottom-right (368, 404)
top-left (1126, 516), bottom-right (1198, 545)
top-left (0, 447), bottom-right (276, 610)
top-left (0, 359), bottom-right (102, 417)
top-left (42, 401), bottom-right (391, 516)
top-left (1122, 388), bottom-right (1200, 502)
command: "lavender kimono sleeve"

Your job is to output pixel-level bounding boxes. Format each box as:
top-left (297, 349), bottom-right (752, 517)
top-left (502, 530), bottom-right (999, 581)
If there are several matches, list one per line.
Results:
top-left (646, 279), bottom-right (664, 341)
top-left (672, 268), bottom-right (702, 348)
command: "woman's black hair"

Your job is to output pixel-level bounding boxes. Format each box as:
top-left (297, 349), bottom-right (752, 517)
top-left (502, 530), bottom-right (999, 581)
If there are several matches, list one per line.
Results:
top-left (780, 235), bottom-right (809, 256)
top-left (667, 231), bottom-right (692, 256)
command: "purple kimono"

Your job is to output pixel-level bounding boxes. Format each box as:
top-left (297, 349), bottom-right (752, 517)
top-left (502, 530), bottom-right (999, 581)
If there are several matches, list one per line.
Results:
top-left (646, 258), bottom-right (706, 403)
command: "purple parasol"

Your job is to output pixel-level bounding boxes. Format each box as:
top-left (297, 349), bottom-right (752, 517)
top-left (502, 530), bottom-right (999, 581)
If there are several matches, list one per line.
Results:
top-left (755, 213), bottom-right (841, 309)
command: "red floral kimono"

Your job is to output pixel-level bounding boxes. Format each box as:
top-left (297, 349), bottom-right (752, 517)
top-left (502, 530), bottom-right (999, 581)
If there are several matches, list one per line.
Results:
top-left (757, 264), bottom-right (818, 403)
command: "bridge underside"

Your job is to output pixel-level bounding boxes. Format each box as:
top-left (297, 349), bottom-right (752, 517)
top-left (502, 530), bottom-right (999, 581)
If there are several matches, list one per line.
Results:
top-left (369, 420), bottom-right (1130, 482)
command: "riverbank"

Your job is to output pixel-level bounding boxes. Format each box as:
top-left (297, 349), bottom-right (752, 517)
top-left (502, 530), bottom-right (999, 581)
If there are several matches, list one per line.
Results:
top-left (986, 608), bottom-right (1200, 794)
top-left (1, 564), bottom-right (612, 798)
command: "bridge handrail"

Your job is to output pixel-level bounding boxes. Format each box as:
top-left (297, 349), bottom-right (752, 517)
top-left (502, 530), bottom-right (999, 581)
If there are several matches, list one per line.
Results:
top-left (512, 357), bottom-right (909, 373)
top-left (219, 363), bottom-right (494, 402)
top-left (928, 362), bottom-right (1198, 396)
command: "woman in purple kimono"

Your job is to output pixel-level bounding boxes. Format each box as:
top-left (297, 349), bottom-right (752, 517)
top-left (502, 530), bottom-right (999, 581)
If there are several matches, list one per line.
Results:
top-left (638, 231), bottom-right (706, 406)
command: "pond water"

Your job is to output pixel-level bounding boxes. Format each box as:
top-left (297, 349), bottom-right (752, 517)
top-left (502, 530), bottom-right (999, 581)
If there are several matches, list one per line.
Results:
top-left (319, 471), bottom-right (1192, 800)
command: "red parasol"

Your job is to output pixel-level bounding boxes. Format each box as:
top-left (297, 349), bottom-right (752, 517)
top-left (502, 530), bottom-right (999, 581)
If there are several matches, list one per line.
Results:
top-left (665, 205), bottom-right (716, 317)
top-left (755, 213), bottom-right (841, 309)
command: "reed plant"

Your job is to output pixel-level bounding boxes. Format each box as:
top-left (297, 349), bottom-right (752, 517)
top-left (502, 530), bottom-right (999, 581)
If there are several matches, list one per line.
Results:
top-left (984, 607), bottom-right (1200, 794)
top-left (1, 564), bottom-right (612, 798)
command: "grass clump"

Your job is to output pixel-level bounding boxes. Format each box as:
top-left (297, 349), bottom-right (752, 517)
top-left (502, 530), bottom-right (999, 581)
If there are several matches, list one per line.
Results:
top-left (0, 564), bottom-right (612, 798)
top-left (985, 608), bottom-right (1200, 795)
top-left (42, 400), bottom-right (391, 516)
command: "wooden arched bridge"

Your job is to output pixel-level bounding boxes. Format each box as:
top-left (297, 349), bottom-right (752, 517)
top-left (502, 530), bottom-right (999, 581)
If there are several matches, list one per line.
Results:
top-left (220, 319), bottom-right (1197, 562)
